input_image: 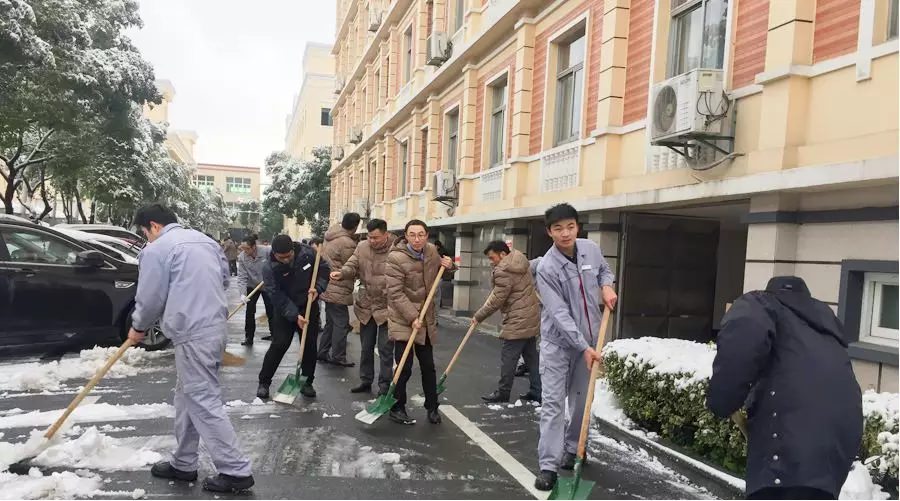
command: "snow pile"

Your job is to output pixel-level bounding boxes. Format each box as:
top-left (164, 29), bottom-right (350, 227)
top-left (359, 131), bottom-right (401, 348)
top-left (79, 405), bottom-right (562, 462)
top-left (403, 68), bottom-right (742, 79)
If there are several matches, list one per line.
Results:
top-left (840, 461), bottom-right (891, 500)
top-left (34, 427), bottom-right (162, 471)
top-left (0, 403), bottom-right (174, 430)
top-left (603, 337), bottom-right (716, 389)
top-left (0, 430), bottom-right (58, 471)
top-left (0, 468), bottom-right (103, 500)
top-left (225, 398), bottom-right (267, 408)
top-left (592, 379), bottom-right (635, 428)
top-left (0, 346), bottom-right (166, 392)
top-left (863, 391), bottom-right (900, 429)
top-left (322, 413), bottom-right (341, 419)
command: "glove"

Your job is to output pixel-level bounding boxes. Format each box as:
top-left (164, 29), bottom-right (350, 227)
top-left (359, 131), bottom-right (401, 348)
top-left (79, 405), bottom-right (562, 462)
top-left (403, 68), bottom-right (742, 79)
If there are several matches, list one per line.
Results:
top-left (239, 295), bottom-right (248, 304)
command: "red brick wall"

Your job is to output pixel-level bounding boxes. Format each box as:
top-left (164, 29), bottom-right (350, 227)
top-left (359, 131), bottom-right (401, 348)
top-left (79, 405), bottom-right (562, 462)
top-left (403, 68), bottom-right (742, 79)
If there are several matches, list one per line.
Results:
top-left (475, 56), bottom-right (515, 172)
top-left (622, 0), bottom-right (653, 125)
top-left (732, 0), bottom-right (768, 88)
top-left (530, 1), bottom-right (590, 155)
top-left (813, 0), bottom-right (860, 63)
top-left (584, 1), bottom-right (604, 134)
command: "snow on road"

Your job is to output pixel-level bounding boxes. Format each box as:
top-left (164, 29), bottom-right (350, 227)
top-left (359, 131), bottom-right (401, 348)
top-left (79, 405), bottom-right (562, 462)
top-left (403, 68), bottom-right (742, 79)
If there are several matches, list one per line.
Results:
top-left (0, 347), bottom-right (169, 393)
top-left (33, 427), bottom-right (163, 471)
top-left (0, 403), bottom-right (175, 430)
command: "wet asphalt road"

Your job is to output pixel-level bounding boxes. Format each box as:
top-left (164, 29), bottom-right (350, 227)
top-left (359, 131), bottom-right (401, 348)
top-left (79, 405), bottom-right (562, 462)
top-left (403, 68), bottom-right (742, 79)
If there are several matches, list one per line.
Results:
top-left (0, 284), bottom-right (714, 500)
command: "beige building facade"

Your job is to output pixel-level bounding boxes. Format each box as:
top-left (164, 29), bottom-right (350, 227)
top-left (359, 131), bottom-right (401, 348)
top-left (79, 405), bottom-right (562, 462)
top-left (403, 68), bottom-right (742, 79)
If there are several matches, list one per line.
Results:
top-left (283, 43), bottom-right (337, 240)
top-left (330, 0), bottom-right (899, 391)
top-left (146, 79), bottom-right (198, 166)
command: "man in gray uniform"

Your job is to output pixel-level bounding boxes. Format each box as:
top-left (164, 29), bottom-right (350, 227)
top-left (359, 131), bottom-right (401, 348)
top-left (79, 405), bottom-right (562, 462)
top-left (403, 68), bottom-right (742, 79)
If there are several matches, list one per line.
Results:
top-left (532, 203), bottom-right (617, 492)
top-left (128, 204), bottom-right (253, 493)
top-left (237, 235), bottom-right (273, 345)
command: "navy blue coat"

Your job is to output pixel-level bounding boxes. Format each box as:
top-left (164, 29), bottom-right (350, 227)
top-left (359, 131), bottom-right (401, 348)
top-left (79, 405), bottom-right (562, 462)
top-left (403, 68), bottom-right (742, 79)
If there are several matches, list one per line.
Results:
top-left (707, 277), bottom-right (862, 498)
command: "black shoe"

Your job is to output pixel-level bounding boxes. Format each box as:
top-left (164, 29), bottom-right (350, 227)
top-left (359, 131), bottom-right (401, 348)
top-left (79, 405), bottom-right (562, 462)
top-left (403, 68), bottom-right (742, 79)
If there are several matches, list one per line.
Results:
top-left (560, 451), bottom-right (588, 470)
top-left (317, 355), bottom-right (332, 364)
top-left (202, 473), bottom-right (254, 493)
top-left (256, 383), bottom-right (270, 400)
top-left (350, 383), bottom-right (371, 393)
top-left (519, 391), bottom-right (542, 404)
top-left (261, 335), bottom-right (272, 341)
top-left (481, 390), bottom-right (510, 403)
top-left (534, 470), bottom-right (557, 491)
top-left (427, 409), bottom-right (442, 424)
top-left (515, 364), bottom-right (529, 377)
top-left (389, 407), bottom-right (415, 425)
top-left (332, 359), bottom-right (356, 367)
top-left (240, 339), bottom-right (253, 346)
top-left (300, 384), bottom-right (317, 398)
top-left (150, 461), bottom-right (197, 481)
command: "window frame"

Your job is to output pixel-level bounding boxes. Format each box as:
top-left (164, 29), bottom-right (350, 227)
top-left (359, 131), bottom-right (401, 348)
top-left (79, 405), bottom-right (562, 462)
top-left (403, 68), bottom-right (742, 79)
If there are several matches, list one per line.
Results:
top-left (553, 29), bottom-right (586, 147)
top-left (398, 140), bottom-right (409, 197)
top-left (321, 108), bottom-right (333, 127)
top-left (193, 175), bottom-right (215, 190)
top-left (445, 107), bottom-right (460, 176)
top-left (403, 26), bottom-right (414, 84)
top-left (453, 0), bottom-right (465, 33)
top-left (860, 272), bottom-right (899, 347)
top-left (889, 0), bottom-right (899, 40)
top-left (667, 0), bottom-right (729, 78)
top-left (488, 76), bottom-right (508, 167)
top-left (838, 259), bottom-right (899, 366)
top-left (225, 177), bottom-right (252, 194)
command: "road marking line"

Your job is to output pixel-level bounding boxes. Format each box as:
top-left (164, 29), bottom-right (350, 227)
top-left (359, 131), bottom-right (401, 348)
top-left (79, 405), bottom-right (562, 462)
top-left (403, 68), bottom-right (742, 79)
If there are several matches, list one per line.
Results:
top-left (442, 405), bottom-right (548, 500)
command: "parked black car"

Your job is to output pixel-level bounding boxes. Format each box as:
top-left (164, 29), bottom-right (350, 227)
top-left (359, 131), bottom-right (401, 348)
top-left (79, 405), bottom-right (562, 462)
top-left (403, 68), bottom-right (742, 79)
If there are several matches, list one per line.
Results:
top-left (0, 217), bottom-right (169, 357)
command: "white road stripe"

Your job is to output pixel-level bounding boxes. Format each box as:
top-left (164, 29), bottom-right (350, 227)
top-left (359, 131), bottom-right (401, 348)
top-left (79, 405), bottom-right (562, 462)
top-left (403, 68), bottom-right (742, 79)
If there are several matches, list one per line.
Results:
top-left (441, 405), bottom-right (549, 500)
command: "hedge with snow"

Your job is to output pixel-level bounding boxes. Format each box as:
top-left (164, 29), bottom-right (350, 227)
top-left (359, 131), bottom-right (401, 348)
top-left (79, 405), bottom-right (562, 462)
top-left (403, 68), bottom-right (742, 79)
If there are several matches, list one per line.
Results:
top-left (601, 337), bottom-right (898, 492)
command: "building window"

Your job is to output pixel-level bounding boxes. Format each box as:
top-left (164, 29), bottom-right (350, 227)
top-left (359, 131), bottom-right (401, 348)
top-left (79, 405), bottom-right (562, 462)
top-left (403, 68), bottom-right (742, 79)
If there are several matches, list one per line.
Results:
top-left (226, 177), bottom-right (252, 194)
top-left (454, 0), bottom-right (465, 32)
top-left (404, 27), bottom-right (413, 83)
top-left (321, 108), bottom-right (333, 126)
top-left (193, 175), bottom-right (215, 190)
top-left (668, 0), bottom-right (728, 77)
top-left (369, 159), bottom-right (377, 202)
top-left (398, 141), bottom-right (409, 197)
top-left (860, 272), bottom-right (899, 347)
top-left (889, 0), bottom-right (899, 40)
top-left (446, 109), bottom-right (459, 176)
top-left (420, 127), bottom-right (428, 190)
top-left (374, 69), bottom-right (382, 107)
top-left (489, 78), bottom-right (507, 167)
top-left (554, 28), bottom-right (586, 146)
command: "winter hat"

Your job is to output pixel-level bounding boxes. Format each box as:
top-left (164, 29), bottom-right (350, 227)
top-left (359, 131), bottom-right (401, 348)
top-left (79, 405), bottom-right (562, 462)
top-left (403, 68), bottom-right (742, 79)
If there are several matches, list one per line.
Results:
top-left (272, 234), bottom-right (294, 254)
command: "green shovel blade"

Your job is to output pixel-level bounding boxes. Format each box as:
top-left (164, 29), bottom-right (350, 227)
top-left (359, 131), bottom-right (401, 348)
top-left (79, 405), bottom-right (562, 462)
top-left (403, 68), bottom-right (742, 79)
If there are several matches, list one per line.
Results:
top-left (436, 373), bottom-right (448, 395)
top-left (354, 383), bottom-right (397, 424)
top-left (549, 460), bottom-right (594, 500)
top-left (272, 370), bottom-right (307, 404)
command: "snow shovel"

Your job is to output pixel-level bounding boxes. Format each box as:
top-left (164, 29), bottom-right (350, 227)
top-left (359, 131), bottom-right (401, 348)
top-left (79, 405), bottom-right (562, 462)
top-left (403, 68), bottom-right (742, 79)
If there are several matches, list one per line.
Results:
top-left (356, 267), bottom-right (446, 425)
top-left (549, 308), bottom-right (612, 500)
top-left (273, 250), bottom-right (322, 404)
top-left (44, 338), bottom-right (137, 440)
top-left (219, 281), bottom-right (266, 367)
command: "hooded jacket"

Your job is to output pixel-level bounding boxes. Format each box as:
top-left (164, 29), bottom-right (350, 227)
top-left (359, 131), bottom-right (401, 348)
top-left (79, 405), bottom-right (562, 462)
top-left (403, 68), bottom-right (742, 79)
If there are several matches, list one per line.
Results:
top-left (707, 276), bottom-right (863, 498)
top-left (320, 224), bottom-right (358, 305)
top-left (473, 249), bottom-right (541, 340)
top-left (338, 233), bottom-right (397, 325)
top-left (263, 241), bottom-right (331, 322)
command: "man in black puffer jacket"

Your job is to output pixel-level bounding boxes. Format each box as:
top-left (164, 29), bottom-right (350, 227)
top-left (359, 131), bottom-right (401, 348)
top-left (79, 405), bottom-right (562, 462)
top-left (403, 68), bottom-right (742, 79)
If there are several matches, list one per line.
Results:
top-left (257, 235), bottom-right (330, 400)
top-left (708, 276), bottom-right (863, 500)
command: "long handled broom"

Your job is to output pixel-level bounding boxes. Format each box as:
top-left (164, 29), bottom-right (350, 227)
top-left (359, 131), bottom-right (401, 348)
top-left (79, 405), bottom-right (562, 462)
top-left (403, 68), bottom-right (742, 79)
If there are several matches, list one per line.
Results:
top-left (355, 267), bottom-right (446, 425)
top-left (220, 281), bottom-right (266, 367)
top-left (549, 308), bottom-right (612, 500)
top-left (272, 250), bottom-right (322, 404)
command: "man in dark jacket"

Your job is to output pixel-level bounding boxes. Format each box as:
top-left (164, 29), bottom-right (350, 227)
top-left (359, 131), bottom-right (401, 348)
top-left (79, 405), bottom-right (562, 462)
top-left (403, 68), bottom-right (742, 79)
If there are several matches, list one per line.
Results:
top-left (708, 276), bottom-right (863, 500)
top-left (256, 235), bottom-right (330, 400)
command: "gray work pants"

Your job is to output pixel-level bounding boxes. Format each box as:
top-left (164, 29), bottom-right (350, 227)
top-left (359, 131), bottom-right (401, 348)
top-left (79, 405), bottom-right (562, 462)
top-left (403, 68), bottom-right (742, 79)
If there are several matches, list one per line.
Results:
top-left (319, 302), bottom-right (351, 362)
top-left (358, 320), bottom-right (394, 392)
top-left (537, 340), bottom-right (590, 473)
top-left (171, 334), bottom-right (252, 477)
top-left (499, 337), bottom-right (541, 395)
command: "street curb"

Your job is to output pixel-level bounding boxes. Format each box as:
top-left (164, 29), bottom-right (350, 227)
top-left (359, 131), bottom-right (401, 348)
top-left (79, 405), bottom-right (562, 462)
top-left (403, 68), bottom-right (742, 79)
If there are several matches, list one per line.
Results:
top-left (594, 418), bottom-right (745, 500)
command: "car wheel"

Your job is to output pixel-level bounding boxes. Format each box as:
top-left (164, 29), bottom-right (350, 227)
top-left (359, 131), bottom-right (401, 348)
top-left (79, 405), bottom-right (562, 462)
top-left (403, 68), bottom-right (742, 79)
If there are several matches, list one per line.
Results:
top-left (139, 321), bottom-right (170, 351)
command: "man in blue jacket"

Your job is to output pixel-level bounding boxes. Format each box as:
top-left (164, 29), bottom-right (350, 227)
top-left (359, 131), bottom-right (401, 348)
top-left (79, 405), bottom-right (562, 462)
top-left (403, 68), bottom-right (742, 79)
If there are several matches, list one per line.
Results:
top-left (129, 204), bottom-right (253, 493)
top-left (533, 203), bottom-right (617, 491)
top-left (256, 234), bottom-right (330, 400)
top-left (708, 276), bottom-right (862, 500)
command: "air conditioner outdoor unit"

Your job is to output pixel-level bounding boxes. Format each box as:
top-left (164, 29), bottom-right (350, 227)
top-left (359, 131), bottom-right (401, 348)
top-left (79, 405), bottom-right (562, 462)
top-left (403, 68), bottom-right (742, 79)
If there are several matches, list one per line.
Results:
top-left (334, 78), bottom-right (345, 95)
top-left (650, 68), bottom-right (730, 144)
top-left (426, 32), bottom-right (452, 67)
top-left (432, 170), bottom-right (458, 201)
top-left (332, 145), bottom-right (344, 161)
top-left (368, 9), bottom-right (383, 32)
top-left (349, 127), bottom-right (363, 144)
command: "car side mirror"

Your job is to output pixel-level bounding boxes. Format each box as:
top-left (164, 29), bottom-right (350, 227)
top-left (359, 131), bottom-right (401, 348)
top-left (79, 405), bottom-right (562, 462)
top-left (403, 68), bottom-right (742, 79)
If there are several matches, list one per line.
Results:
top-left (77, 250), bottom-right (107, 268)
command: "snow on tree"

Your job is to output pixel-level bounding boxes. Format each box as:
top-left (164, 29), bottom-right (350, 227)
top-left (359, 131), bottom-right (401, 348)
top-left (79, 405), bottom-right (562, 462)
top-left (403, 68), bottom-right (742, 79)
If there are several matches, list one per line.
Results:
top-left (263, 146), bottom-right (332, 237)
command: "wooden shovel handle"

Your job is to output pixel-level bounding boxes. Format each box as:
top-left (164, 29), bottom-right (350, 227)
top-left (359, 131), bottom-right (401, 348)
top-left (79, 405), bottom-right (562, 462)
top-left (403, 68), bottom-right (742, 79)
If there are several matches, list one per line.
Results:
top-left (227, 281), bottom-right (265, 320)
top-left (297, 249), bottom-right (323, 362)
top-left (443, 321), bottom-right (477, 377)
top-left (576, 308), bottom-right (612, 459)
top-left (45, 338), bottom-right (136, 439)
top-left (392, 267), bottom-right (446, 385)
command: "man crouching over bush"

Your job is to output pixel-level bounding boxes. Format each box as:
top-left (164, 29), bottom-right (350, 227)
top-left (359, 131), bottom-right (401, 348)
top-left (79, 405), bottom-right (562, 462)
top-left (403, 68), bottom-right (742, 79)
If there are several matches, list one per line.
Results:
top-left (708, 276), bottom-right (862, 500)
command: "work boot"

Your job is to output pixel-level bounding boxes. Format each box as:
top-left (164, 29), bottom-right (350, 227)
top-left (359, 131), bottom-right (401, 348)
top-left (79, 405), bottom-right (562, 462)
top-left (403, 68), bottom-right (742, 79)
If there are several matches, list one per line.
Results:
top-left (560, 451), bottom-right (589, 470)
top-left (519, 391), bottom-right (542, 404)
top-left (389, 407), bottom-right (415, 425)
top-left (300, 384), bottom-right (317, 398)
top-left (481, 390), bottom-right (510, 403)
top-left (240, 338), bottom-right (253, 347)
top-left (261, 335), bottom-right (272, 341)
top-left (427, 409), bottom-right (442, 424)
top-left (150, 461), bottom-right (197, 481)
top-left (256, 383), bottom-right (270, 400)
top-left (350, 383), bottom-right (371, 393)
top-left (534, 470), bottom-right (557, 491)
top-left (515, 364), bottom-right (528, 377)
top-left (317, 354), bottom-right (332, 364)
top-left (332, 358), bottom-right (356, 368)
top-left (202, 473), bottom-right (254, 493)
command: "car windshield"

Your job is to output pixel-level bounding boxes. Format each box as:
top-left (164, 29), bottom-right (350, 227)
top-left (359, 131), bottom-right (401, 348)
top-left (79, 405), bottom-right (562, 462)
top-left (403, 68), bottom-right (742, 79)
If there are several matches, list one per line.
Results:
top-left (101, 238), bottom-right (140, 258)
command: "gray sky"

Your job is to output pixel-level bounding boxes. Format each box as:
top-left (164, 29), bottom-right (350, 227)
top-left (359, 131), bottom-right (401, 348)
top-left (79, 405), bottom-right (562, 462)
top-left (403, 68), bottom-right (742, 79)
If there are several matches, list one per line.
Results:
top-left (129, 0), bottom-right (337, 169)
